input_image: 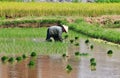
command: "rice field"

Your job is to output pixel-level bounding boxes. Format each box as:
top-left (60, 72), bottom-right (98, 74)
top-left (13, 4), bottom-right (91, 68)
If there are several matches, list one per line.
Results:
top-left (0, 2), bottom-right (120, 17)
top-left (0, 27), bottom-right (86, 55)
top-left (68, 19), bottom-right (120, 44)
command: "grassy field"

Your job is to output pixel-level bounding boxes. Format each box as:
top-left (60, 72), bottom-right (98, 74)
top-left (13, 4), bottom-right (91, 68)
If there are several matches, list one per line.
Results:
top-left (0, 2), bottom-right (120, 18)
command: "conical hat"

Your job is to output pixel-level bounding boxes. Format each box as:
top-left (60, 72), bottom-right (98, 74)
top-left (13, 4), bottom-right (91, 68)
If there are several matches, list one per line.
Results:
top-left (62, 25), bottom-right (68, 33)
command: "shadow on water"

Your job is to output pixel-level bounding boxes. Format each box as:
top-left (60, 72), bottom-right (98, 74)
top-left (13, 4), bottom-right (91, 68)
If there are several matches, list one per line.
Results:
top-left (0, 38), bottom-right (120, 78)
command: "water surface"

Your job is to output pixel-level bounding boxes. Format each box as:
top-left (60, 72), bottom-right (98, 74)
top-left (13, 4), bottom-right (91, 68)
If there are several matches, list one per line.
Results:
top-left (0, 39), bottom-right (120, 78)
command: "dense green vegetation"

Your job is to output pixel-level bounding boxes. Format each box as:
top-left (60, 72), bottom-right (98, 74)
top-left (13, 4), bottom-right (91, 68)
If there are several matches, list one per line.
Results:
top-left (0, 2), bottom-right (120, 18)
top-left (68, 19), bottom-right (120, 44)
top-left (0, 27), bottom-right (85, 55)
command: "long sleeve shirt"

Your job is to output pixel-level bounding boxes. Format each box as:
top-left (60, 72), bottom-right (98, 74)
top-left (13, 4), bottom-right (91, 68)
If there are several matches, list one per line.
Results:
top-left (47, 26), bottom-right (63, 41)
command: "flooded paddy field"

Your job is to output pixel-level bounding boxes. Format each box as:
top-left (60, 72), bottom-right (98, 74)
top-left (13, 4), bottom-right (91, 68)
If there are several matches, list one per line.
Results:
top-left (0, 38), bottom-right (120, 78)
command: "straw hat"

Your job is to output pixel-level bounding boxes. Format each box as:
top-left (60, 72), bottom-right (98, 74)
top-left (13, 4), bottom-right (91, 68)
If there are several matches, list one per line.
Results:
top-left (62, 25), bottom-right (68, 33)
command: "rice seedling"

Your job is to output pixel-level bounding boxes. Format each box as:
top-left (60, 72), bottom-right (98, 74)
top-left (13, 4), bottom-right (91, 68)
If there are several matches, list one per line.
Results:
top-left (30, 52), bottom-right (37, 57)
top-left (90, 58), bottom-right (96, 63)
top-left (90, 45), bottom-right (94, 49)
top-left (75, 36), bottom-right (79, 40)
top-left (8, 57), bottom-right (15, 64)
top-left (85, 39), bottom-right (89, 44)
top-left (1, 56), bottom-right (9, 63)
top-left (62, 53), bottom-right (66, 57)
top-left (64, 34), bottom-right (69, 39)
top-left (75, 51), bottom-right (80, 56)
top-left (66, 64), bottom-right (73, 73)
top-left (74, 42), bottom-right (79, 46)
top-left (70, 39), bottom-right (74, 43)
top-left (22, 54), bottom-right (27, 59)
top-left (91, 62), bottom-right (96, 66)
top-left (107, 50), bottom-right (113, 55)
top-left (28, 60), bottom-right (35, 67)
top-left (80, 53), bottom-right (89, 56)
top-left (16, 56), bottom-right (22, 62)
top-left (90, 58), bottom-right (97, 71)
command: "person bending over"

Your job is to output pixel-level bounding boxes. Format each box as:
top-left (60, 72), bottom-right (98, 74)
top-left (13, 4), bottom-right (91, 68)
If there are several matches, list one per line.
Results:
top-left (46, 25), bottom-right (68, 42)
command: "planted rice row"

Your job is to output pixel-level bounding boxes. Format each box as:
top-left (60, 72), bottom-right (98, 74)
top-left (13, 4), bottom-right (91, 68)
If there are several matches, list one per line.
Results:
top-left (68, 19), bottom-right (120, 44)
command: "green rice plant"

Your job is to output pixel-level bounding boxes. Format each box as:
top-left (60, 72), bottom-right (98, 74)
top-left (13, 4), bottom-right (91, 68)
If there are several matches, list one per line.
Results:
top-left (85, 39), bottom-right (89, 44)
top-left (8, 57), bottom-right (15, 63)
top-left (74, 42), bottom-right (79, 46)
top-left (62, 53), bottom-right (66, 57)
top-left (80, 53), bottom-right (89, 56)
top-left (75, 51), bottom-right (80, 56)
top-left (68, 19), bottom-right (120, 44)
top-left (90, 45), bottom-right (94, 49)
top-left (28, 60), bottom-right (35, 67)
top-left (30, 52), bottom-right (37, 57)
top-left (64, 34), bottom-right (69, 39)
top-left (75, 36), bottom-right (79, 40)
top-left (22, 54), bottom-right (27, 59)
top-left (70, 39), bottom-right (74, 43)
top-left (90, 58), bottom-right (96, 63)
top-left (91, 62), bottom-right (96, 66)
top-left (16, 56), bottom-right (22, 62)
top-left (107, 50), bottom-right (113, 54)
top-left (1, 56), bottom-right (8, 63)
top-left (66, 64), bottom-right (73, 73)
top-left (0, 25), bottom-right (86, 55)
top-left (90, 58), bottom-right (96, 71)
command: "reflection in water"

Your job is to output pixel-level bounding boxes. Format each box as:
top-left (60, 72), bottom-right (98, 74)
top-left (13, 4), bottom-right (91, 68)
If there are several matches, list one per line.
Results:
top-left (0, 39), bottom-right (120, 78)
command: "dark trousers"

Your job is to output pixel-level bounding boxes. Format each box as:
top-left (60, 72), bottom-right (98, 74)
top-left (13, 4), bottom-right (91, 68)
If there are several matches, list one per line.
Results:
top-left (46, 29), bottom-right (62, 42)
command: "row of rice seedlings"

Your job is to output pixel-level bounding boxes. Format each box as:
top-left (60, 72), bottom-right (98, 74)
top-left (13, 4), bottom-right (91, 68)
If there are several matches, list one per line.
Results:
top-left (28, 52), bottom-right (37, 67)
top-left (62, 35), bottom-right (79, 73)
top-left (0, 38), bottom-right (69, 55)
top-left (68, 19), bottom-right (120, 44)
top-left (75, 51), bottom-right (89, 56)
top-left (0, 27), bottom-right (79, 55)
top-left (0, 2), bottom-right (120, 17)
top-left (1, 51), bottom-right (37, 68)
top-left (90, 58), bottom-right (96, 71)
top-left (1, 54), bottom-right (27, 63)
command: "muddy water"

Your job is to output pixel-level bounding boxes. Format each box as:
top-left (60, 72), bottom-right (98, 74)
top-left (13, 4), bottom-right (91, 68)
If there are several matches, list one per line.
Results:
top-left (0, 39), bottom-right (120, 78)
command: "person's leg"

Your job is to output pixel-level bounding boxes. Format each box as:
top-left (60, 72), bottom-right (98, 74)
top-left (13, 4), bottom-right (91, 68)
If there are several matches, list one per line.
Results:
top-left (46, 29), bottom-right (51, 41)
top-left (53, 35), bottom-right (61, 42)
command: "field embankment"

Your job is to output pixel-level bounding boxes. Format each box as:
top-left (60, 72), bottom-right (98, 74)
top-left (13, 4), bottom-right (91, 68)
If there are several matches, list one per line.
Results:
top-left (0, 2), bottom-right (120, 18)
